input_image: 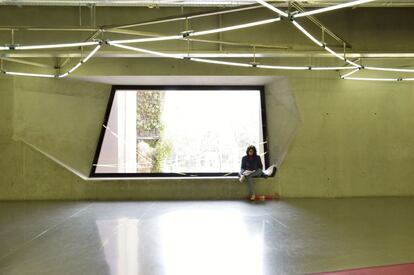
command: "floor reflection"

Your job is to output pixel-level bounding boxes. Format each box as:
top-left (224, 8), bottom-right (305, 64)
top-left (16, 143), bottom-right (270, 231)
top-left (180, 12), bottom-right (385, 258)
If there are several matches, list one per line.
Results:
top-left (158, 209), bottom-right (264, 275)
top-left (96, 218), bottom-right (139, 275)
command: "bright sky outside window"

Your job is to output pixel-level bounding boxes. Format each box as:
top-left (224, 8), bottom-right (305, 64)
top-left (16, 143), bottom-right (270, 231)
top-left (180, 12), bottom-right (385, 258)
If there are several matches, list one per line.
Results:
top-left (91, 86), bottom-right (269, 177)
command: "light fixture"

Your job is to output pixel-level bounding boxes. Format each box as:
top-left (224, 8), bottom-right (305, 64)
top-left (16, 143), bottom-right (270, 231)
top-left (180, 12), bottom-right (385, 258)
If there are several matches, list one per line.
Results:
top-left (254, 0), bottom-right (288, 17)
top-left (364, 66), bottom-right (414, 73)
top-left (58, 72), bottom-right (69, 78)
top-left (190, 18), bottom-right (281, 37)
top-left (344, 77), bottom-right (397, 82)
top-left (256, 64), bottom-right (309, 70)
top-left (109, 35), bottom-right (183, 45)
top-left (57, 44), bottom-right (102, 78)
top-left (294, 0), bottom-right (375, 18)
top-left (4, 71), bottom-right (55, 78)
top-left (68, 62), bottom-right (82, 74)
top-left (190, 58), bottom-right (251, 67)
top-left (346, 60), bottom-right (361, 67)
top-left (291, 20), bottom-right (363, 68)
top-left (311, 66), bottom-right (357, 71)
top-left (108, 43), bottom-right (364, 71)
top-left (324, 46), bottom-right (345, 61)
top-left (14, 41), bottom-right (99, 50)
top-left (82, 45), bottom-right (102, 63)
top-left (291, 20), bottom-right (323, 47)
top-left (109, 42), bottom-right (184, 59)
top-left (340, 68), bottom-right (360, 78)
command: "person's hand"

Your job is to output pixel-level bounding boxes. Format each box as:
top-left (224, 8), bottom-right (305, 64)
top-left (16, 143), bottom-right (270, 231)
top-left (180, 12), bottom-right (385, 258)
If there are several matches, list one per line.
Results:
top-left (243, 170), bottom-right (255, 176)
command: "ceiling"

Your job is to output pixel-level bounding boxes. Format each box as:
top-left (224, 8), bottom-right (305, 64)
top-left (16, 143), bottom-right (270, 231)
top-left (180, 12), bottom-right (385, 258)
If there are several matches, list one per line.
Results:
top-left (0, 0), bottom-right (411, 7)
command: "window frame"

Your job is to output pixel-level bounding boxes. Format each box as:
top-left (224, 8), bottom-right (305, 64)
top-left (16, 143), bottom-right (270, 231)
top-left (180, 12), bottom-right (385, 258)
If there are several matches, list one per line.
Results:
top-left (90, 85), bottom-right (270, 178)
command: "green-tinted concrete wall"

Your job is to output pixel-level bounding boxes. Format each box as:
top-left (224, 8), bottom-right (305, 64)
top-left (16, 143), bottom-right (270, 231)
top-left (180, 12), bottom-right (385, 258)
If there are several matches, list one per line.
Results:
top-left (1, 72), bottom-right (414, 200)
top-left (1, 6), bottom-right (414, 200)
top-left (1, 77), bottom-right (275, 200)
top-left (283, 77), bottom-right (414, 197)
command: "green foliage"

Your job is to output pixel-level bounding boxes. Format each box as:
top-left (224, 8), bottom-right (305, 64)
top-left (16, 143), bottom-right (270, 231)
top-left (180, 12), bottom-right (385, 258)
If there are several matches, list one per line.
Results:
top-left (136, 90), bottom-right (173, 172)
top-left (153, 139), bottom-right (173, 172)
top-left (136, 91), bottom-right (162, 133)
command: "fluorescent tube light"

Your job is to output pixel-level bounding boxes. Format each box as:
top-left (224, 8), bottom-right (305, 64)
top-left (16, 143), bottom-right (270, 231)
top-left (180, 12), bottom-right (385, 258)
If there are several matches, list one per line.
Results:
top-left (254, 0), bottom-right (288, 17)
top-left (190, 57), bottom-right (251, 67)
top-left (257, 64), bottom-right (309, 70)
top-left (68, 62), bottom-right (82, 74)
top-left (190, 18), bottom-right (281, 37)
top-left (311, 66), bottom-right (358, 71)
top-left (109, 42), bottom-right (183, 59)
top-left (5, 71), bottom-right (55, 78)
top-left (324, 46), bottom-right (345, 61)
top-left (15, 41), bottom-right (99, 50)
top-left (365, 66), bottom-right (414, 73)
top-left (344, 77), bottom-right (397, 82)
top-left (109, 35), bottom-right (183, 45)
top-left (82, 45), bottom-right (101, 63)
top-left (58, 72), bottom-right (69, 78)
top-left (294, 0), bottom-right (375, 18)
top-left (340, 68), bottom-right (360, 78)
top-left (346, 59), bottom-right (361, 67)
top-left (291, 20), bottom-right (323, 47)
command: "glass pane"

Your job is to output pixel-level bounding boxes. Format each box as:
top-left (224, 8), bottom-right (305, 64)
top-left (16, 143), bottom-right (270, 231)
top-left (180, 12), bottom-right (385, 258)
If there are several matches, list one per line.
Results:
top-left (94, 88), bottom-right (265, 175)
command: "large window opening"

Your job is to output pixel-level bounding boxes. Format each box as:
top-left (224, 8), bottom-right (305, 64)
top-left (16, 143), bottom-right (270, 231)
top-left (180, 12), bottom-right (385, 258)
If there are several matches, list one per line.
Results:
top-left (91, 86), bottom-right (269, 178)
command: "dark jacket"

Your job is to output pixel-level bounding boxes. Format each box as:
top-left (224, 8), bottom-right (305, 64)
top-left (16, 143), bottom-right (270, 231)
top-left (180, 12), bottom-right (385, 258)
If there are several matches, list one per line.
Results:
top-left (241, 155), bottom-right (263, 172)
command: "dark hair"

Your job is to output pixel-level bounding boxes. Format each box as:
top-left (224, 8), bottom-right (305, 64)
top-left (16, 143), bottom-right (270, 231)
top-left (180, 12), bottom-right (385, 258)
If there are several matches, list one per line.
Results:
top-left (246, 145), bottom-right (257, 156)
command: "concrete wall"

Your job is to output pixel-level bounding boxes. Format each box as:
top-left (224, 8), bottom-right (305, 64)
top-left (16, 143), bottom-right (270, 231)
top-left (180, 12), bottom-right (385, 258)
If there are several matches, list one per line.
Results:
top-left (1, 76), bottom-right (277, 200)
top-left (1, 6), bottom-right (414, 200)
top-left (1, 70), bottom-right (414, 200)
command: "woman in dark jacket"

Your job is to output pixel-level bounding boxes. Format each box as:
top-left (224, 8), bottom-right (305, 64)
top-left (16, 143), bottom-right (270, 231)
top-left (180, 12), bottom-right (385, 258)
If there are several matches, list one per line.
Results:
top-left (239, 145), bottom-right (263, 201)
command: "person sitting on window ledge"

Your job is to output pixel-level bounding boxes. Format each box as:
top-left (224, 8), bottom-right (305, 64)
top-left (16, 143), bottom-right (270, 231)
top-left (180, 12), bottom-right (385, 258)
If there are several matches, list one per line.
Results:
top-left (239, 145), bottom-right (277, 201)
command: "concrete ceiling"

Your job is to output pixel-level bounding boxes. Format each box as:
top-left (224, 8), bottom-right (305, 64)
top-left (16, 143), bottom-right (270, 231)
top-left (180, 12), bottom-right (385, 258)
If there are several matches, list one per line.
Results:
top-left (0, 0), bottom-right (410, 7)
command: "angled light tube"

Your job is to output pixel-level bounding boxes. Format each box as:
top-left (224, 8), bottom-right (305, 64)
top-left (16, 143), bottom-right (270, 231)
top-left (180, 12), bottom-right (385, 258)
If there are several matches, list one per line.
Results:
top-left (190, 57), bottom-right (251, 67)
top-left (294, 0), bottom-right (375, 18)
top-left (344, 77), bottom-right (397, 82)
top-left (324, 46), bottom-right (345, 60)
top-left (14, 41), bottom-right (99, 50)
top-left (58, 72), bottom-right (69, 78)
top-left (57, 45), bottom-right (101, 78)
top-left (257, 64), bottom-right (309, 70)
top-left (345, 59), bottom-right (361, 67)
top-left (292, 20), bottom-right (362, 68)
top-left (109, 42), bottom-right (183, 59)
top-left (365, 66), bottom-right (414, 73)
top-left (340, 68), bottom-right (360, 78)
top-left (5, 71), bottom-right (55, 78)
top-left (254, 0), bottom-right (288, 17)
top-left (68, 62), bottom-right (82, 74)
top-left (311, 66), bottom-right (357, 71)
top-left (82, 44), bottom-right (101, 63)
top-left (109, 35), bottom-right (182, 45)
top-left (291, 20), bottom-right (323, 47)
top-left (190, 18), bottom-right (281, 37)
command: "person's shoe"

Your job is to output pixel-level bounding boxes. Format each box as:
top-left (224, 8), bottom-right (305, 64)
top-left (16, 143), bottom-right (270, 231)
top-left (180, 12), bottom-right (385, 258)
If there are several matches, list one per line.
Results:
top-left (239, 175), bottom-right (246, 183)
top-left (249, 194), bottom-right (256, 201)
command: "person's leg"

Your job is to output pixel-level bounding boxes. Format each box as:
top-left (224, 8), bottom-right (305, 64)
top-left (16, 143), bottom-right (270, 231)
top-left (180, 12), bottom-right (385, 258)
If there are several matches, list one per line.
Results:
top-left (246, 176), bottom-right (254, 196)
top-left (246, 169), bottom-right (263, 199)
top-left (239, 170), bottom-right (246, 183)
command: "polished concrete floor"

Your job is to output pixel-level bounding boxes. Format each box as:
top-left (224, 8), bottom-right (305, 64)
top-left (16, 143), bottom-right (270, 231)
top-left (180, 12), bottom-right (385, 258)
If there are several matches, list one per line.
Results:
top-left (0, 198), bottom-right (414, 275)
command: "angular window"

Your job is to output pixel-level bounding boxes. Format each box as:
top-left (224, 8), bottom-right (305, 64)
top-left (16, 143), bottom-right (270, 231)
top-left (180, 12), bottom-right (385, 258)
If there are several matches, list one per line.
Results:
top-left (90, 86), bottom-right (269, 178)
